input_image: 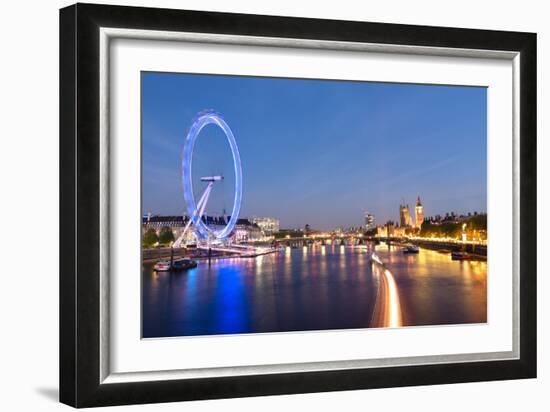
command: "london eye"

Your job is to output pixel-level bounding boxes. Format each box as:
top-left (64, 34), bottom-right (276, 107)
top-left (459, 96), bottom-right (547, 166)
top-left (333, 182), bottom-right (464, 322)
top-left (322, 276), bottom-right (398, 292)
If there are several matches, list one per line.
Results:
top-left (173, 111), bottom-right (242, 247)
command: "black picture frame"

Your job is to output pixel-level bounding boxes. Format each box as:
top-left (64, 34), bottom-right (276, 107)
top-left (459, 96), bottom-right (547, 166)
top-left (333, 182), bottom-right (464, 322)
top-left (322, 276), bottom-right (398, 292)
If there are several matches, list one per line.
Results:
top-left (60, 3), bottom-right (537, 408)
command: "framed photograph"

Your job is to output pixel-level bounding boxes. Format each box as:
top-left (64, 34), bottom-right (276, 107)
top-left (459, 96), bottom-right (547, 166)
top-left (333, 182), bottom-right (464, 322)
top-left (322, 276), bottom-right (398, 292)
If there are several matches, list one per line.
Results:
top-left (59, 3), bottom-right (537, 408)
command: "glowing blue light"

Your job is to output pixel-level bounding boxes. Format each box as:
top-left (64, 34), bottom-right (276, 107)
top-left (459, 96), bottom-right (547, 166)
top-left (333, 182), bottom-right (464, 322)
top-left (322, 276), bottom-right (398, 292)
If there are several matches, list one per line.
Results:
top-left (182, 111), bottom-right (242, 240)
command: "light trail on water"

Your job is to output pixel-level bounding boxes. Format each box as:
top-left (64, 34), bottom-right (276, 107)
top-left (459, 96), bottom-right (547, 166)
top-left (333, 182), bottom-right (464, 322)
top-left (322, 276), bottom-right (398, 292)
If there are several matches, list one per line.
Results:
top-left (384, 268), bottom-right (402, 328)
top-left (371, 253), bottom-right (403, 328)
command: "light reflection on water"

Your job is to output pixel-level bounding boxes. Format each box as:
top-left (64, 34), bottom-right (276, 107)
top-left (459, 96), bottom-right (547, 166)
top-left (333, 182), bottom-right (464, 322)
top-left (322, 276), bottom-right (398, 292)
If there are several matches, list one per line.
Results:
top-left (142, 242), bottom-right (487, 338)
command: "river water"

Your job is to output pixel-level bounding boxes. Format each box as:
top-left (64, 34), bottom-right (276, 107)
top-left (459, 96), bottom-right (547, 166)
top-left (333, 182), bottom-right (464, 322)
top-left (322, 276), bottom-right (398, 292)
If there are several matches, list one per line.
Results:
top-left (142, 242), bottom-right (487, 338)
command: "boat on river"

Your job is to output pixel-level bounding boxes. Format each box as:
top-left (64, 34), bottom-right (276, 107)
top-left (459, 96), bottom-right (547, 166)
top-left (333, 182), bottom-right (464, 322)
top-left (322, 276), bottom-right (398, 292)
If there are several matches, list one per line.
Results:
top-left (451, 251), bottom-right (487, 261)
top-left (154, 258), bottom-right (197, 271)
top-left (403, 245), bottom-right (419, 254)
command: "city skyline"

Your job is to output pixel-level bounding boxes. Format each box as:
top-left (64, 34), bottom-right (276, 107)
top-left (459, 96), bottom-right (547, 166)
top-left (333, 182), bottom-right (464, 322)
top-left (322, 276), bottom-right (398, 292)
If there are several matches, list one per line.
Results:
top-left (142, 204), bottom-right (486, 232)
top-left (142, 72), bottom-right (487, 230)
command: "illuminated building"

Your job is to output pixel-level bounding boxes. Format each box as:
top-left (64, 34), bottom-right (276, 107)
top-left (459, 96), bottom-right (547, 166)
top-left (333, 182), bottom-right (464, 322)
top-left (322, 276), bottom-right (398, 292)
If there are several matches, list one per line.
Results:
top-left (393, 226), bottom-right (407, 238)
top-left (415, 196), bottom-right (424, 228)
top-left (377, 221), bottom-right (396, 237)
top-left (250, 217), bottom-right (280, 235)
top-left (234, 218), bottom-right (264, 242)
top-left (142, 215), bottom-right (227, 244)
top-left (399, 203), bottom-right (412, 227)
top-left (364, 212), bottom-right (375, 230)
top-left (142, 215), bottom-right (189, 237)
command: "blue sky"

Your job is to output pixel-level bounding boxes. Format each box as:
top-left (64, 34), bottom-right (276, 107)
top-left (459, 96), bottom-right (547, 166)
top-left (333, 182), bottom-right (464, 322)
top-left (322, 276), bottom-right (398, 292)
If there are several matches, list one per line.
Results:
top-left (142, 72), bottom-right (486, 230)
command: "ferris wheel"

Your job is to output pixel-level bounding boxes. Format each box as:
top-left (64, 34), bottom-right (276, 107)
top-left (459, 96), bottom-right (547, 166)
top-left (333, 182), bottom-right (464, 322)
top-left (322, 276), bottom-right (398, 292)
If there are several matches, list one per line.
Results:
top-left (173, 111), bottom-right (242, 247)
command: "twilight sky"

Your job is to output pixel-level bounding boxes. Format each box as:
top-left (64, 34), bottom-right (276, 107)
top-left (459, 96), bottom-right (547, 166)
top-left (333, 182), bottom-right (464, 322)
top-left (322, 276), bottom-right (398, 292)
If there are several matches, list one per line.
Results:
top-left (142, 72), bottom-right (487, 230)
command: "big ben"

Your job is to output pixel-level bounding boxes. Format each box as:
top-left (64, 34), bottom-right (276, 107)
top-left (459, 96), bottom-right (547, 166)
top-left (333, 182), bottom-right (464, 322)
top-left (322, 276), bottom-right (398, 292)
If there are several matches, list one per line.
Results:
top-left (415, 196), bottom-right (424, 229)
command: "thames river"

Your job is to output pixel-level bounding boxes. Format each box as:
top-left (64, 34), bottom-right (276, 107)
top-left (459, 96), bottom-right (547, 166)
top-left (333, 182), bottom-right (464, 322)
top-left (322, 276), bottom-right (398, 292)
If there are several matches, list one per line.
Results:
top-left (142, 243), bottom-right (487, 338)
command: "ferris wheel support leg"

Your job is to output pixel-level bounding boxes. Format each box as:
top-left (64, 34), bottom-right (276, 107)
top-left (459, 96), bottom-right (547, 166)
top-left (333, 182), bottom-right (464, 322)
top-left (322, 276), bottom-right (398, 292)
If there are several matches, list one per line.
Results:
top-left (173, 182), bottom-right (214, 248)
